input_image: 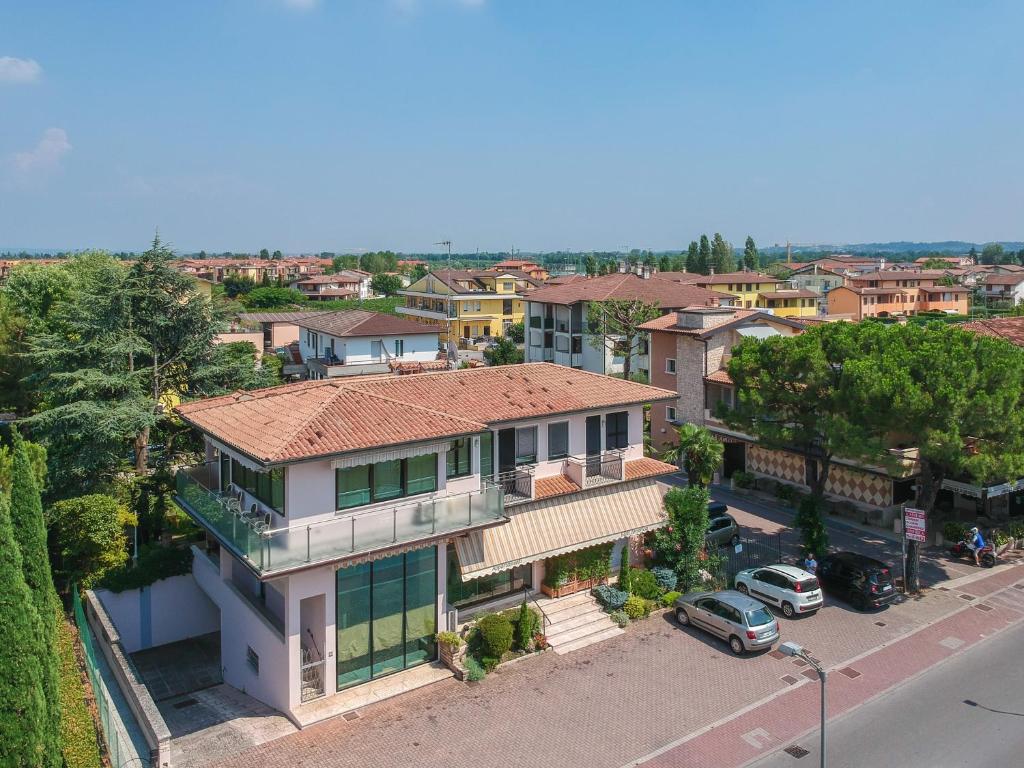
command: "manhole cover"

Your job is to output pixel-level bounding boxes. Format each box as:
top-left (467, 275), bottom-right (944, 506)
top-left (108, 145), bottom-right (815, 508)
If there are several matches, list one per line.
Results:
top-left (975, 603), bottom-right (993, 612)
top-left (801, 668), bottom-right (819, 680)
top-left (838, 667), bottom-right (861, 679)
top-left (784, 744), bottom-right (810, 758)
top-left (780, 674), bottom-right (799, 685)
top-left (792, 658), bottom-right (808, 667)
top-left (959, 594), bottom-right (975, 601)
top-left (172, 698), bottom-right (198, 709)
top-left (342, 711), bottom-right (360, 721)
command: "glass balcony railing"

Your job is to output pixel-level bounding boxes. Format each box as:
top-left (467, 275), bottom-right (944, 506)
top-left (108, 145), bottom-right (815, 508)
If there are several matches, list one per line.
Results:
top-left (175, 465), bottom-right (506, 576)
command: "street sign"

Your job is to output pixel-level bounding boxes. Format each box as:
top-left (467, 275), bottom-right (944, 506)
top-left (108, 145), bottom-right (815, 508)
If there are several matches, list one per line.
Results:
top-left (904, 507), bottom-right (927, 543)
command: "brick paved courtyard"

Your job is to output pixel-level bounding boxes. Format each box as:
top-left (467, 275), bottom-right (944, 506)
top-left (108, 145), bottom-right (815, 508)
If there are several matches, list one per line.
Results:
top-left (202, 562), bottom-right (1023, 768)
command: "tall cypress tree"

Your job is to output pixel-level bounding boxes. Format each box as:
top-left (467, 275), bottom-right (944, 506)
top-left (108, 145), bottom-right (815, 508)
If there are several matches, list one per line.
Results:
top-left (685, 241), bottom-right (700, 273)
top-left (743, 236), bottom-right (760, 270)
top-left (711, 233), bottom-right (733, 275)
top-left (0, 491), bottom-right (48, 767)
top-left (697, 235), bottom-right (712, 275)
top-left (9, 430), bottom-right (61, 766)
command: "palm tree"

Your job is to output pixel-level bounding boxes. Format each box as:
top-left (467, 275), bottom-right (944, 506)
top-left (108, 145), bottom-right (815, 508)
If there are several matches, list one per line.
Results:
top-left (661, 423), bottom-right (724, 487)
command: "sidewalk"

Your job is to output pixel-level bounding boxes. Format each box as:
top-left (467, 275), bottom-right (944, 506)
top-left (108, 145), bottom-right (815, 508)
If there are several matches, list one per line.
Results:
top-left (633, 565), bottom-right (1024, 767)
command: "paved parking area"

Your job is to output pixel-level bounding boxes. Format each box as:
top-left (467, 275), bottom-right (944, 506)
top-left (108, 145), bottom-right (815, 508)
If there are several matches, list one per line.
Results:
top-left (131, 632), bottom-right (222, 702)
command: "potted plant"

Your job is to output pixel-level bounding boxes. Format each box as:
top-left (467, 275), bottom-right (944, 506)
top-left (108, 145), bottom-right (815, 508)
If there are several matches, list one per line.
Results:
top-left (436, 631), bottom-right (463, 673)
top-left (993, 529), bottom-right (1014, 557)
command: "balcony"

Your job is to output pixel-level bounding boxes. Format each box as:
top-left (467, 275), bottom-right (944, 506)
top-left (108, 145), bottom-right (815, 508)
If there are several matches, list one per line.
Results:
top-left (307, 357), bottom-right (389, 379)
top-left (564, 451), bottom-right (625, 489)
top-left (174, 465), bottom-right (506, 578)
top-left (493, 466), bottom-right (535, 506)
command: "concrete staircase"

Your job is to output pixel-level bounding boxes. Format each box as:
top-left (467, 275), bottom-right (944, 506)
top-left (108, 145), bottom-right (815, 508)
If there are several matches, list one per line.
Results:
top-left (537, 592), bottom-right (623, 655)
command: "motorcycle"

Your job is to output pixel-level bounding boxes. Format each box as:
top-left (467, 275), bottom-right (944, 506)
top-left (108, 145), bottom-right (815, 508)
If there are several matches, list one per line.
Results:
top-left (949, 539), bottom-right (997, 568)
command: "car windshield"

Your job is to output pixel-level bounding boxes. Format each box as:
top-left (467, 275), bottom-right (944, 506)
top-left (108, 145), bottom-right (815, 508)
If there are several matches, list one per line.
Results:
top-left (745, 607), bottom-right (773, 626)
top-left (798, 577), bottom-right (819, 591)
top-left (869, 571), bottom-right (892, 584)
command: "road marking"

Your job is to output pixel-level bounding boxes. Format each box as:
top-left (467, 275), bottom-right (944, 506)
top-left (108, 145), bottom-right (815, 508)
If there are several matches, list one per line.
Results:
top-left (740, 728), bottom-right (774, 749)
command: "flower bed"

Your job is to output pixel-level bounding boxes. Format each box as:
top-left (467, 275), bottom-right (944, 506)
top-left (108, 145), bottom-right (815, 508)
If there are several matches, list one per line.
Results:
top-left (541, 544), bottom-right (612, 598)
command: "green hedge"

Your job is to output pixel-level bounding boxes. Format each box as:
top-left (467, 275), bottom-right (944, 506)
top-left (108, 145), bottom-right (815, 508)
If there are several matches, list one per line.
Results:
top-left (96, 545), bottom-right (193, 593)
top-left (57, 609), bottom-right (102, 768)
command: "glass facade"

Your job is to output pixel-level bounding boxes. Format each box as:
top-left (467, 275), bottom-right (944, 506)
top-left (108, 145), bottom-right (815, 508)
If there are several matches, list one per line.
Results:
top-left (445, 544), bottom-right (532, 606)
top-left (335, 546), bottom-right (438, 690)
top-left (335, 455), bottom-right (438, 511)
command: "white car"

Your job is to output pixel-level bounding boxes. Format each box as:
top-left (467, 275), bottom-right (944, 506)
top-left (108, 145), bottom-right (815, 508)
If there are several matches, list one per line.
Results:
top-left (734, 564), bottom-right (823, 618)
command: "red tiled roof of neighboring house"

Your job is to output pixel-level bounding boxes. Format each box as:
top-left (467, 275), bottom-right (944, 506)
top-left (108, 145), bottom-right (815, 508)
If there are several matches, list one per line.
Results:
top-left (651, 271), bottom-right (698, 282)
top-left (388, 359), bottom-right (450, 374)
top-left (534, 475), bottom-right (581, 500)
top-left (962, 317), bottom-right (1024, 347)
top-left (525, 272), bottom-right (731, 308)
top-left (544, 274), bottom-right (588, 286)
top-left (980, 273), bottom-right (1024, 285)
top-left (639, 308), bottom-right (805, 337)
top-left (851, 270), bottom-right (948, 281)
top-left (239, 311), bottom-right (333, 324)
top-left (298, 310), bottom-right (443, 337)
top-left (705, 369), bottom-right (734, 386)
top-left (296, 273), bottom-right (364, 285)
top-left (918, 285), bottom-right (970, 293)
top-left (491, 259), bottom-right (543, 270)
top-left (623, 457), bottom-right (677, 481)
top-left (176, 363), bottom-right (677, 463)
top-left (424, 269), bottom-right (542, 293)
top-left (681, 271), bottom-right (782, 285)
top-left (757, 289), bottom-right (819, 299)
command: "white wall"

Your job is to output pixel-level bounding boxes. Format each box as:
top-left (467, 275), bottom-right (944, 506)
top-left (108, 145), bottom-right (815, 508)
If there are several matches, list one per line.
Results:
top-left (298, 329), bottom-right (439, 364)
top-left (95, 573), bottom-right (220, 654)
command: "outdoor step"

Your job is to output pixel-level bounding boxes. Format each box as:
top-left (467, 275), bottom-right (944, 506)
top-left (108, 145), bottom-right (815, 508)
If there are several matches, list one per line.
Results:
top-left (546, 615), bottom-right (619, 646)
top-left (552, 626), bottom-right (625, 655)
top-left (543, 607), bottom-right (609, 636)
top-left (541, 600), bottom-right (605, 625)
top-left (536, 592), bottom-right (594, 616)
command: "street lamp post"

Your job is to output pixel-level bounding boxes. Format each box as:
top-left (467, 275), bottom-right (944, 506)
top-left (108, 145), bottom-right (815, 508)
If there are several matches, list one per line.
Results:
top-left (779, 641), bottom-right (827, 768)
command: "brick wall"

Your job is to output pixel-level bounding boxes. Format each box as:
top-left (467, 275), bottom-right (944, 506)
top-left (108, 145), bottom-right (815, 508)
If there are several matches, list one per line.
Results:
top-left (747, 445), bottom-right (893, 507)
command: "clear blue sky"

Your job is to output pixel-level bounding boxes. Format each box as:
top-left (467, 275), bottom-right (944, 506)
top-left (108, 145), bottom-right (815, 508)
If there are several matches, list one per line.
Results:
top-left (1, 0), bottom-right (1022, 253)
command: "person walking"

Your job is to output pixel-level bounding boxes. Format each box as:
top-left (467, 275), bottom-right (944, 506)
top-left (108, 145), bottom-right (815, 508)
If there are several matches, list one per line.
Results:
top-left (804, 552), bottom-right (818, 575)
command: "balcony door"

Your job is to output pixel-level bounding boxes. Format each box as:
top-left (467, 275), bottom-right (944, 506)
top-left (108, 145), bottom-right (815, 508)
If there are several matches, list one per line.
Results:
top-left (585, 415), bottom-right (602, 475)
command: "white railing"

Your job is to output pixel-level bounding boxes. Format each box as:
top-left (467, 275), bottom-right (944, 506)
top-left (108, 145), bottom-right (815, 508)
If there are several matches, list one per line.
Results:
top-left (564, 450), bottom-right (625, 488)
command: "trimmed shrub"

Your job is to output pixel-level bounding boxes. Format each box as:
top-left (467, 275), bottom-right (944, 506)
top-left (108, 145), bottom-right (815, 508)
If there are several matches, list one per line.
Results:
top-left (514, 601), bottom-right (539, 651)
top-left (731, 470), bottom-right (755, 489)
top-left (629, 569), bottom-right (662, 600)
top-left (943, 521), bottom-right (969, 542)
top-left (618, 551), bottom-right (632, 593)
top-left (623, 595), bottom-right (647, 620)
top-left (660, 590), bottom-right (682, 608)
top-left (651, 567), bottom-right (678, 592)
top-left (993, 529), bottom-right (1012, 547)
top-left (435, 631), bottom-right (462, 648)
top-left (481, 655), bottom-right (501, 672)
top-left (96, 545), bottom-right (193, 592)
top-left (476, 613), bottom-right (514, 659)
top-left (609, 610), bottom-right (630, 628)
top-left (1008, 521), bottom-right (1024, 540)
top-left (464, 655), bottom-right (486, 681)
top-left (593, 585), bottom-right (628, 610)
top-left (57, 609), bottom-right (102, 768)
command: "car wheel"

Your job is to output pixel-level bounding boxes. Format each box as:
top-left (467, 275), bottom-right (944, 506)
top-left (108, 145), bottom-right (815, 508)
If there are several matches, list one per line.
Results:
top-left (851, 592), bottom-right (867, 611)
top-left (782, 601), bottom-right (795, 618)
top-left (675, 608), bottom-right (690, 626)
top-left (730, 534), bottom-right (740, 546)
top-left (736, 583), bottom-right (749, 595)
top-left (728, 635), bottom-right (745, 655)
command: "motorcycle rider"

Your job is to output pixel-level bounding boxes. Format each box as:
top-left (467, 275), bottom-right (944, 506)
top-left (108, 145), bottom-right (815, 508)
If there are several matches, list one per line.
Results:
top-left (966, 526), bottom-right (985, 566)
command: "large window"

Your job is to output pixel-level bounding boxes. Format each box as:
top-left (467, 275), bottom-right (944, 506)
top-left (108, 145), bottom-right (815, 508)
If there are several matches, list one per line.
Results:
top-left (231, 459), bottom-right (285, 515)
top-left (548, 421), bottom-right (569, 460)
top-left (336, 548), bottom-right (437, 690)
top-left (516, 426), bottom-right (537, 465)
top-left (335, 454), bottom-right (438, 511)
top-left (605, 411), bottom-right (629, 450)
top-left (446, 438), bottom-right (472, 479)
top-left (480, 431), bottom-right (493, 479)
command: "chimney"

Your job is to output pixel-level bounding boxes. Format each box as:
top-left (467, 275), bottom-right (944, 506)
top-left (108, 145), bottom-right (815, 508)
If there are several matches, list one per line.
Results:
top-left (675, 307), bottom-right (736, 330)
top-left (641, 264), bottom-right (651, 279)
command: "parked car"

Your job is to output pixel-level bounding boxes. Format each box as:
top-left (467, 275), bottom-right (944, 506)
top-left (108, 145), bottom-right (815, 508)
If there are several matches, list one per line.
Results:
top-left (734, 564), bottom-right (823, 618)
top-left (816, 552), bottom-right (896, 610)
top-left (673, 590), bottom-right (780, 654)
top-left (706, 508), bottom-right (740, 547)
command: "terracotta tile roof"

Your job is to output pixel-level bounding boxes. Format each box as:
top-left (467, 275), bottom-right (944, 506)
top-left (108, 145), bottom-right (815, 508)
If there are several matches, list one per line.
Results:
top-left (525, 272), bottom-right (730, 308)
top-left (176, 363), bottom-right (677, 463)
top-left (623, 457), bottom-right (678, 481)
top-left (705, 369), bottom-right (734, 384)
top-left (427, 269), bottom-right (541, 292)
top-left (918, 285), bottom-right (970, 293)
top-left (298, 310), bottom-right (443, 337)
top-left (239, 311), bottom-right (333, 324)
top-left (980, 274), bottom-right (1024, 285)
top-left (851, 270), bottom-right (948, 281)
top-left (639, 309), bottom-right (806, 337)
top-left (534, 475), bottom-right (581, 500)
top-left (652, 271), bottom-right (699, 282)
top-left (962, 317), bottom-right (1024, 347)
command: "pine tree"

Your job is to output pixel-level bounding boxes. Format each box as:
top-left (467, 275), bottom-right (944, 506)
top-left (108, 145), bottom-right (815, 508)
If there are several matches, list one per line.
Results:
top-left (711, 233), bottom-right (733, 275)
top-left (685, 241), bottom-right (700, 273)
top-left (0, 491), bottom-right (48, 767)
top-left (697, 235), bottom-right (712, 275)
top-left (743, 236), bottom-right (760, 270)
top-left (9, 431), bottom-right (61, 766)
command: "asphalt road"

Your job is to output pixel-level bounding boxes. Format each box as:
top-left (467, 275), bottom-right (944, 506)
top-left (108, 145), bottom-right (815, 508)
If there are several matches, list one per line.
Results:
top-left (747, 618), bottom-right (1024, 768)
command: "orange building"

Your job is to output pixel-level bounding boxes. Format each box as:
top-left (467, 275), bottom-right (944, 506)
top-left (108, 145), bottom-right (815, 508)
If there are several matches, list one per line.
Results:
top-left (489, 259), bottom-right (549, 281)
top-left (826, 270), bottom-right (969, 319)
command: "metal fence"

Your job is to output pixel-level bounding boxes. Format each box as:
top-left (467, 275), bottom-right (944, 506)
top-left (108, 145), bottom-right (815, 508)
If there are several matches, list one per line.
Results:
top-left (709, 532), bottom-right (786, 587)
top-left (72, 590), bottom-right (148, 768)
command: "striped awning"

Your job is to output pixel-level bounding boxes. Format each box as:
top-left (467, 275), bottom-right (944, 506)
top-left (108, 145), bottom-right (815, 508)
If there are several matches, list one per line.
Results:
top-left (454, 480), bottom-right (669, 580)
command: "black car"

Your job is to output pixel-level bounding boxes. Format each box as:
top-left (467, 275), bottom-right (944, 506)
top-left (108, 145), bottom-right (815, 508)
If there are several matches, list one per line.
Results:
top-left (816, 552), bottom-right (896, 610)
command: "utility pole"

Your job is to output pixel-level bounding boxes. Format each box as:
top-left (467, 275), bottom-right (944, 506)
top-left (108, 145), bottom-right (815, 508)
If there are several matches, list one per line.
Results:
top-left (435, 240), bottom-right (453, 360)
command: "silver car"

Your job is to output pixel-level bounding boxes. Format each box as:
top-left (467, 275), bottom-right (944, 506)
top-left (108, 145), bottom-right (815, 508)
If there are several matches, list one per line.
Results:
top-left (673, 590), bottom-right (780, 655)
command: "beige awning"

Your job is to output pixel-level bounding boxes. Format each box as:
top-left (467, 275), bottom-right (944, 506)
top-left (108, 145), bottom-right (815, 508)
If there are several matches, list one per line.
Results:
top-left (454, 480), bottom-right (670, 580)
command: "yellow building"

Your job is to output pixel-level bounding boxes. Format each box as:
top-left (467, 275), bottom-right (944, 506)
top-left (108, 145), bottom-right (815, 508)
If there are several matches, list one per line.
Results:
top-left (755, 288), bottom-right (820, 318)
top-left (397, 269), bottom-right (541, 342)
top-left (680, 271), bottom-right (785, 309)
